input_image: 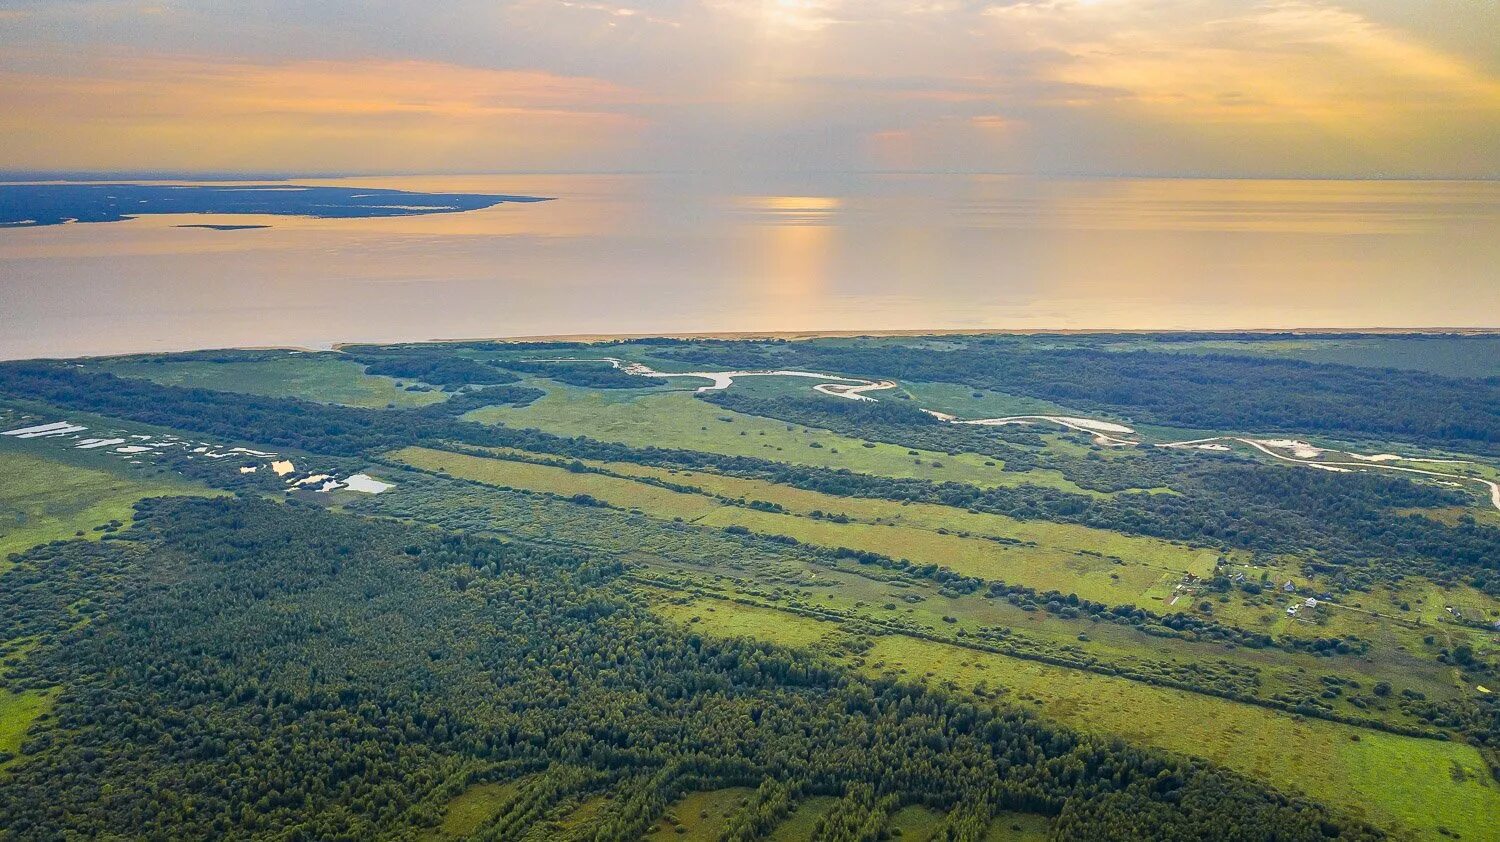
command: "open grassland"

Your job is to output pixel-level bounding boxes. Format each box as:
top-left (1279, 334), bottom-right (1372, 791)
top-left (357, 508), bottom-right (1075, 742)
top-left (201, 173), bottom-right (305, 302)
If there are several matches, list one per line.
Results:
top-left (657, 601), bottom-right (836, 648)
top-left (647, 787), bottom-right (755, 840)
top-left (0, 688), bottom-right (56, 767)
top-left (653, 596), bottom-right (1500, 841)
top-left (426, 778), bottom-right (527, 840)
top-left (647, 559), bottom-right (1465, 737)
top-left (984, 811), bottom-right (1051, 841)
top-left (388, 446), bottom-right (1191, 605)
top-left (553, 795), bottom-right (610, 836)
top-left (100, 355), bottom-right (448, 408)
top-left (465, 386), bottom-right (1100, 494)
top-left (1205, 589), bottom-right (1478, 687)
top-left (0, 443), bottom-right (211, 570)
top-left (568, 455), bottom-right (1220, 575)
top-left (887, 804), bottom-right (942, 841)
top-left (387, 447), bottom-right (723, 520)
top-left (766, 796), bottom-right (837, 841)
top-left (404, 445), bottom-right (1491, 696)
top-left (693, 506), bottom-right (1170, 602)
top-left (888, 640), bottom-right (1500, 842)
top-left (1392, 580), bottom-right (1500, 629)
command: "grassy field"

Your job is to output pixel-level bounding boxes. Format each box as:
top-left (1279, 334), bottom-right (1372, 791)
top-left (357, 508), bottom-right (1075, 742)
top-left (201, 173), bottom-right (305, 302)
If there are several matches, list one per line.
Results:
top-left (657, 600), bottom-right (836, 648)
top-left (388, 446), bottom-right (723, 520)
top-left (983, 811), bottom-right (1050, 841)
top-left (693, 506), bottom-right (1171, 602)
top-left (553, 794), bottom-right (610, 837)
top-left (100, 355), bottom-right (449, 408)
top-left (766, 796), bottom-right (837, 841)
top-left (0, 441), bottom-right (212, 571)
top-left (465, 385), bottom-right (1103, 494)
top-left (406, 445), bottom-right (1492, 695)
top-left (647, 787), bottom-right (755, 840)
top-left (868, 634), bottom-right (1500, 841)
top-left (427, 778), bottom-right (527, 840)
top-left (654, 596), bottom-right (1500, 841)
top-left (648, 547), bottom-right (1468, 728)
top-left (887, 804), bottom-right (942, 841)
top-left (0, 687), bottom-right (56, 766)
top-left (388, 446), bottom-right (1197, 605)
top-left (534, 451), bottom-right (1213, 571)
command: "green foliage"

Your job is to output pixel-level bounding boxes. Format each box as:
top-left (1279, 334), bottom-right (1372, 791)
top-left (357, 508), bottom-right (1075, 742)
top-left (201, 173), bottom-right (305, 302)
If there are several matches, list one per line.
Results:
top-left (0, 498), bottom-right (1378, 840)
top-left (352, 351), bottom-right (522, 388)
top-left (4, 336), bottom-right (1499, 839)
top-left (501, 359), bottom-right (660, 389)
top-left (0, 442), bottom-right (211, 566)
top-left (99, 352), bottom-right (452, 408)
top-left (718, 778), bottom-right (798, 842)
top-left (660, 341), bottom-right (1500, 453)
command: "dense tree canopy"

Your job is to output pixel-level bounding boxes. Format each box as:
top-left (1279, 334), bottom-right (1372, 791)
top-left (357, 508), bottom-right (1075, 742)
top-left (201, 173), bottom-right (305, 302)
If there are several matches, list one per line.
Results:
top-left (0, 497), bottom-right (1381, 840)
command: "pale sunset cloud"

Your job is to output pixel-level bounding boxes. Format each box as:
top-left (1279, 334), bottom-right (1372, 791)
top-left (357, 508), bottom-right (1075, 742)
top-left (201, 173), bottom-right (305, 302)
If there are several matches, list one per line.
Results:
top-left (0, 0), bottom-right (1495, 175)
top-left (0, 51), bottom-right (646, 171)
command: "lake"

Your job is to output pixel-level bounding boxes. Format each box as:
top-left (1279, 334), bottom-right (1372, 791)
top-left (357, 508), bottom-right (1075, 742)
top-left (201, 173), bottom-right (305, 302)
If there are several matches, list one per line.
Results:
top-left (1, 173), bottom-right (1496, 359)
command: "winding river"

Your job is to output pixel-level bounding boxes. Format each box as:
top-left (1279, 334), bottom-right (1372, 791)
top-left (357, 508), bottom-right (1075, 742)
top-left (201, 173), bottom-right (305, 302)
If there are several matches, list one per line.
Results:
top-left (528, 357), bottom-right (1500, 513)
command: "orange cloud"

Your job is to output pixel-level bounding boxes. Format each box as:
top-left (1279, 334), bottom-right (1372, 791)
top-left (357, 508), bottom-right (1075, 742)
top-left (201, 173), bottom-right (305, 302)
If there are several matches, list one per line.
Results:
top-left (987, 1), bottom-right (1500, 125)
top-left (0, 51), bottom-right (647, 171)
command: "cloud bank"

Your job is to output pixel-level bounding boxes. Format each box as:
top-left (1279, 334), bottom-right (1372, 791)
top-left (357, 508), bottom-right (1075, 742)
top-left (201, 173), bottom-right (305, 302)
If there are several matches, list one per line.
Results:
top-left (1, 0), bottom-right (1496, 175)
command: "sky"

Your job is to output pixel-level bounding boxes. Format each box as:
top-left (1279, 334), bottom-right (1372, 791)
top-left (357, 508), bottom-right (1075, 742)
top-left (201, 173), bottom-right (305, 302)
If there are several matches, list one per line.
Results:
top-left (1, 0), bottom-right (1498, 177)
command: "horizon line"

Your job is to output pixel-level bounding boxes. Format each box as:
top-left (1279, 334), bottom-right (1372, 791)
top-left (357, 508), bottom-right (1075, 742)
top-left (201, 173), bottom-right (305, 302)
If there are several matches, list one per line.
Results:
top-left (2, 169), bottom-right (1498, 183)
top-left (13, 326), bottom-right (1499, 365)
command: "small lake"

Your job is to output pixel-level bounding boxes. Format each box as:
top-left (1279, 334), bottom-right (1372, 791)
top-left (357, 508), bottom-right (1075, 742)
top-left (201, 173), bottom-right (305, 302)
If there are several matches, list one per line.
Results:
top-left (1, 173), bottom-right (1496, 359)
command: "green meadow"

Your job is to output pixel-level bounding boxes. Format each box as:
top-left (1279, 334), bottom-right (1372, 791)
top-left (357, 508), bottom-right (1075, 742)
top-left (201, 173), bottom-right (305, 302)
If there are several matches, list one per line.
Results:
top-left (465, 385), bottom-right (1100, 493)
top-left (389, 446), bottom-right (724, 520)
top-left (646, 787), bottom-right (755, 840)
top-left (0, 688), bottom-right (56, 767)
top-left (766, 796), bottom-right (837, 841)
top-left (0, 441), bottom-right (211, 570)
top-left (100, 354), bottom-right (449, 408)
top-left (655, 595), bottom-right (1500, 841)
top-left (388, 445), bottom-right (1190, 604)
top-left (426, 778), bottom-right (528, 840)
top-left (983, 811), bottom-right (1051, 841)
top-left (514, 448), bottom-right (1212, 573)
top-left (646, 554), bottom-right (1462, 738)
top-left (887, 804), bottom-right (943, 841)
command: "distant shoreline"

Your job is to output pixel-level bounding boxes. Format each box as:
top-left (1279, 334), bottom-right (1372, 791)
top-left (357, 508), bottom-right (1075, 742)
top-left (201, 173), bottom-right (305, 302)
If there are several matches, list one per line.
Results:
top-left (342, 326), bottom-right (1500, 349)
top-left (10, 327), bottom-right (1497, 364)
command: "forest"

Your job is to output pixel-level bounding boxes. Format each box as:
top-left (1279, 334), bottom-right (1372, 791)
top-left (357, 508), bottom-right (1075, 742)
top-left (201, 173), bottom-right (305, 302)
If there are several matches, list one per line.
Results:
top-left (0, 497), bottom-right (1380, 840)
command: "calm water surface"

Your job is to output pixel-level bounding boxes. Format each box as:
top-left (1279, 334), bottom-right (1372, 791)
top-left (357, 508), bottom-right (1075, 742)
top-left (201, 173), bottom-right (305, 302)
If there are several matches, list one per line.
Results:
top-left (1, 173), bottom-right (1497, 359)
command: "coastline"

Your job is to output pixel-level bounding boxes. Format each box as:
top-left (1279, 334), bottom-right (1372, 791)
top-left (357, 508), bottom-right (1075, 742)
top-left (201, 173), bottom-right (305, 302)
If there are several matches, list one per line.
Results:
top-left (10, 327), bottom-right (1499, 364)
top-left (339, 325), bottom-right (1500, 351)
